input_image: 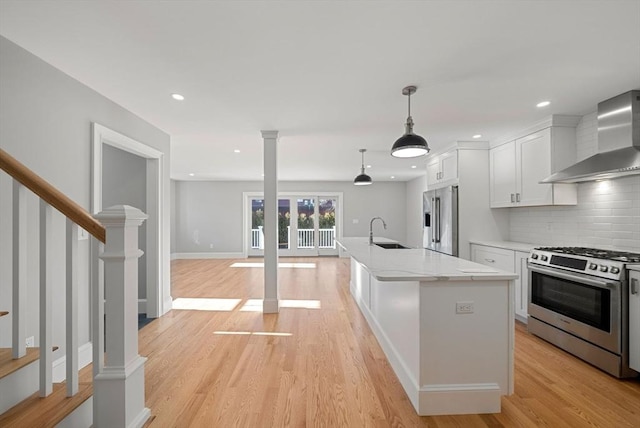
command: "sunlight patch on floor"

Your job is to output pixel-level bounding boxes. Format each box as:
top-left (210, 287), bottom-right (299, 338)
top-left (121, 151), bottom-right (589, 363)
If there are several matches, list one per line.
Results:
top-left (229, 262), bottom-right (317, 269)
top-left (239, 298), bottom-right (322, 311)
top-left (172, 297), bottom-right (242, 311)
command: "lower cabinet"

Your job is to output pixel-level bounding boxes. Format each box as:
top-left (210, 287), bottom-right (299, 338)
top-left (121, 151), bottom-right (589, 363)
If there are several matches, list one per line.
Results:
top-left (471, 244), bottom-right (529, 322)
top-left (630, 270), bottom-right (640, 372)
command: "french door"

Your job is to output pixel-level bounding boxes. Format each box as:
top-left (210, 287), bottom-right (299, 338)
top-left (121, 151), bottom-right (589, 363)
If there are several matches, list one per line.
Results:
top-left (246, 193), bottom-right (340, 257)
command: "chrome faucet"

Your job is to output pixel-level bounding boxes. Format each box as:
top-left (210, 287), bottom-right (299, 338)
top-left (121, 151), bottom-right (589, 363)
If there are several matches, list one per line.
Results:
top-left (369, 217), bottom-right (387, 245)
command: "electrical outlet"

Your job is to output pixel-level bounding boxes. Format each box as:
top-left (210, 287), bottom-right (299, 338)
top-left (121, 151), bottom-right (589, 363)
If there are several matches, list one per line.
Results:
top-left (456, 301), bottom-right (474, 314)
top-left (352, 219), bottom-right (359, 224)
top-left (26, 336), bottom-right (34, 347)
top-left (210, 244), bottom-right (214, 249)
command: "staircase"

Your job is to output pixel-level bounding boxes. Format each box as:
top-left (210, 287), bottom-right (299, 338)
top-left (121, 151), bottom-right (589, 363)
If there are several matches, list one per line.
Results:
top-left (0, 148), bottom-right (150, 427)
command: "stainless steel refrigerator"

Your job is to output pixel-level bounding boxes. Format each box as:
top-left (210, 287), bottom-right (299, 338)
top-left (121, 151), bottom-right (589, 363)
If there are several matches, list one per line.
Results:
top-left (423, 186), bottom-right (458, 256)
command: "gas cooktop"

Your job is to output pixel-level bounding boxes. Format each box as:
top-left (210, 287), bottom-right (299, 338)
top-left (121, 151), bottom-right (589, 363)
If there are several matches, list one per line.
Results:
top-left (534, 247), bottom-right (640, 263)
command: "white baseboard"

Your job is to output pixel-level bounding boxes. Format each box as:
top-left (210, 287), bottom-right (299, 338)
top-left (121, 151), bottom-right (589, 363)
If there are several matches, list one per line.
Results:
top-left (173, 252), bottom-right (245, 259)
top-left (170, 253), bottom-right (179, 261)
top-left (138, 299), bottom-right (147, 314)
top-left (52, 342), bottom-right (93, 383)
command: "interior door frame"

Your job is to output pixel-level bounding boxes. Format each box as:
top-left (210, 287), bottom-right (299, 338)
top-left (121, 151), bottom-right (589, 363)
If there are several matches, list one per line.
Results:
top-left (243, 192), bottom-right (343, 257)
top-left (91, 123), bottom-right (165, 318)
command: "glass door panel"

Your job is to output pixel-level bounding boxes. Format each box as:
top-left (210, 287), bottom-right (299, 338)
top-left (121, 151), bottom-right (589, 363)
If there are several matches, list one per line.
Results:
top-left (297, 198), bottom-right (315, 250)
top-left (318, 199), bottom-right (336, 250)
top-left (278, 199), bottom-right (290, 250)
top-left (250, 198), bottom-right (264, 255)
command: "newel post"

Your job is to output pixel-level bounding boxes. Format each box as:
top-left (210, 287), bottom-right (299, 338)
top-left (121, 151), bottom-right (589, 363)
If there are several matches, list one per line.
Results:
top-left (93, 205), bottom-right (150, 428)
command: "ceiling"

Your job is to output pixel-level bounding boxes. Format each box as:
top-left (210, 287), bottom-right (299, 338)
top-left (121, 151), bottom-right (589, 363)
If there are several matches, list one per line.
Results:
top-left (1, 1), bottom-right (639, 182)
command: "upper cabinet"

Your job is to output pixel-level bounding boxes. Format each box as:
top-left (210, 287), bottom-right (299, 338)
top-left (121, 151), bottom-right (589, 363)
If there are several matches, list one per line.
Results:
top-left (426, 148), bottom-right (458, 189)
top-left (490, 117), bottom-right (580, 208)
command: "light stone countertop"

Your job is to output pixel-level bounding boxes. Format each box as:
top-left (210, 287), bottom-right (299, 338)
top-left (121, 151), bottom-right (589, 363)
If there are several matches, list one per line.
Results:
top-left (469, 240), bottom-right (537, 253)
top-left (338, 237), bottom-right (519, 282)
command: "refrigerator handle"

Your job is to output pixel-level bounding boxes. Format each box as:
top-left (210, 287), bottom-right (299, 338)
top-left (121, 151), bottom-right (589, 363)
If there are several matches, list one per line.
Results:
top-left (430, 198), bottom-right (436, 242)
top-left (434, 197), bottom-right (441, 243)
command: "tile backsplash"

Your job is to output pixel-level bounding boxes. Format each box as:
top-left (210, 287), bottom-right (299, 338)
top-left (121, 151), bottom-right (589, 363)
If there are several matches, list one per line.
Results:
top-left (509, 112), bottom-right (640, 252)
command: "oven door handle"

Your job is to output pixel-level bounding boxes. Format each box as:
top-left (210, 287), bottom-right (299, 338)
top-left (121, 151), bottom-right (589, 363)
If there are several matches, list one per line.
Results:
top-left (528, 265), bottom-right (618, 289)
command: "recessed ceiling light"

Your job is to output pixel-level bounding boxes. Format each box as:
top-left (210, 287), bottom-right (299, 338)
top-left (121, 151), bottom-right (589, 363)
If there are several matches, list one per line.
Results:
top-left (366, 165), bottom-right (372, 169)
top-left (411, 165), bottom-right (417, 169)
top-left (188, 173), bottom-right (195, 177)
top-left (536, 101), bottom-right (550, 108)
top-left (234, 149), bottom-right (241, 153)
top-left (171, 93), bottom-right (185, 101)
top-left (472, 134), bottom-right (482, 139)
top-left (390, 176), bottom-right (395, 179)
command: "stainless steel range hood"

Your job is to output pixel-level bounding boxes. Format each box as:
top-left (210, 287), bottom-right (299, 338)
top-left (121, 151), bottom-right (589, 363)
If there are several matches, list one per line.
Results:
top-left (542, 90), bottom-right (640, 183)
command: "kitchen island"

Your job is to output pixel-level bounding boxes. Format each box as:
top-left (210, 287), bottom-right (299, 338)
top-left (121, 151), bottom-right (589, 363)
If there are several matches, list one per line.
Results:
top-left (337, 237), bottom-right (518, 416)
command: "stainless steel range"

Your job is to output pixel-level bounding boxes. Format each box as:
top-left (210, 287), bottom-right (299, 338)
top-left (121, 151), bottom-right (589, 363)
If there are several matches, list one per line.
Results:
top-left (528, 247), bottom-right (640, 378)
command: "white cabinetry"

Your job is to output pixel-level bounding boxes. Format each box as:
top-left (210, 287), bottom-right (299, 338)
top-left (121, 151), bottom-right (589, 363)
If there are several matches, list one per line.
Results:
top-left (490, 123), bottom-right (578, 208)
top-left (471, 244), bottom-right (529, 322)
top-left (426, 148), bottom-right (458, 189)
top-left (629, 270), bottom-right (640, 372)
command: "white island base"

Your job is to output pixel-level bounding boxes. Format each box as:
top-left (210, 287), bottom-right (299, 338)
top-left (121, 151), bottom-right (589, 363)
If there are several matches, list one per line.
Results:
top-left (346, 244), bottom-right (515, 416)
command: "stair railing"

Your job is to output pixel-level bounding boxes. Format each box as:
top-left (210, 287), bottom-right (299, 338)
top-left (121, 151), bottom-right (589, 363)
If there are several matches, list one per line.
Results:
top-left (0, 147), bottom-right (150, 427)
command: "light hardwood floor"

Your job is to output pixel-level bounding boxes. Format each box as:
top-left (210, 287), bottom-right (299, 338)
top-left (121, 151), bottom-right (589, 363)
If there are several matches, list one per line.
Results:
top-left (140, 257), bottom-right (640, 427)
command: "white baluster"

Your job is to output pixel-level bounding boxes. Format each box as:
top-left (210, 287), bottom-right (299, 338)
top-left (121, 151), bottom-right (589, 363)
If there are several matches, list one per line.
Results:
top-left (93, 205), bottom-right (150, 428)
top-left (39, 201), bottom-right (53, 397)
top-left (66, 219), bottom-right (78, 396)
top-left (12, 181), bottom-right (27, 359)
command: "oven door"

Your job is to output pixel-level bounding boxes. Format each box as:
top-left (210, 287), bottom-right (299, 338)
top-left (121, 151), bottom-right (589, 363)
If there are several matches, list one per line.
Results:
top-left (528, 264), bottom-right (620, 354)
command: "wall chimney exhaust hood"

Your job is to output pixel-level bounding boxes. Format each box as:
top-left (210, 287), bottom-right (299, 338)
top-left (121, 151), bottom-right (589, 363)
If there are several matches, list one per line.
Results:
top-left (542, 90), bottom-right (640, 183)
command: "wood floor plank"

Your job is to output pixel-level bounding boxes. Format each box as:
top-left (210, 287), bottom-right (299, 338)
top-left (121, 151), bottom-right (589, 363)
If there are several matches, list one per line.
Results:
top-left (137, 257), bottom-right (640, 427)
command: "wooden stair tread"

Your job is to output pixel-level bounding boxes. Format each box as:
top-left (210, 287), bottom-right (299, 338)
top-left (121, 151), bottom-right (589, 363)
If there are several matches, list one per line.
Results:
top-left (0, 348), bottom-right (39, 379)
top-left (0, 381), bottom-right (93, 428)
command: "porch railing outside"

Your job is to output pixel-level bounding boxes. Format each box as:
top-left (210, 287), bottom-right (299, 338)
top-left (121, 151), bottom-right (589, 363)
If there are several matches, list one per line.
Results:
top-left (250, 226), bottom-right (336, 250)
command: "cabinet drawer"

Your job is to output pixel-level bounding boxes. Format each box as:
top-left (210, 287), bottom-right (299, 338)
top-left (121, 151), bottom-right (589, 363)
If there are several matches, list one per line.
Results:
top-left (471, 245), bottom-right (515, 272)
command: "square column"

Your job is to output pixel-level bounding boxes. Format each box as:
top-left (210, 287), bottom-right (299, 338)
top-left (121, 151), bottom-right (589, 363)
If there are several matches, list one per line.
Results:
top-left (93, 205), bottom-right (150, 428)
top-left (262, 130), bottom-right (279, 313)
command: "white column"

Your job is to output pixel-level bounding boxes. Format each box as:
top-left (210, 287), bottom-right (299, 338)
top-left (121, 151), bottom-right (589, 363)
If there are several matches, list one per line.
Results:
top-left (262, 130), bottom-right (279, 313)
top-left (93, 205), bottom-right (150, 428)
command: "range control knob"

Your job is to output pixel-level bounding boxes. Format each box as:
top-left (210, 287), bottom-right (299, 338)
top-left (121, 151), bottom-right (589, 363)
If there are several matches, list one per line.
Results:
top-left (540, 255), bottom-right (548, 262)
top-left (610, 267), bottom-right (620, 274)
top-left (531, 253), bottom-right (539, 260)
top-left (599, 265), bottom-right (608, 272)
top-left (589, 263), bottom-right (598, 270)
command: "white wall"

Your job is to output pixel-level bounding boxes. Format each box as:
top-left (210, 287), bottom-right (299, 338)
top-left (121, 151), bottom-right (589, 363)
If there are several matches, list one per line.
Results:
top-left (173, 180), bottom-right (407, 254)
top-left (509, 112), bottom-right (640, 251)
top-left (0, 36), bottom-right (171, 353)
top-left (405, 175), bottom-right (428, 249)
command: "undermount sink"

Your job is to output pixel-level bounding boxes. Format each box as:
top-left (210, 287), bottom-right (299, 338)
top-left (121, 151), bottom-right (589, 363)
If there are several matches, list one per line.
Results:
top-left (374, 242), bottom-right (410, 249)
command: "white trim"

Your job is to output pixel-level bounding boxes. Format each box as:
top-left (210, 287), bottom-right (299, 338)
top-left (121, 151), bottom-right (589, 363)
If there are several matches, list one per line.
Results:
top-left (173, 252), bottom-right (245, 259)
top-left (91, 123), bottom-right (166, 318)
top-left (138, 299), bottom-right (147, 314)
top-left (170, 253), bottom-right (179, 261)
top-left (52, 342), bottom-right (93, 383)
top-left (492, 114), bottom-right (582, 148)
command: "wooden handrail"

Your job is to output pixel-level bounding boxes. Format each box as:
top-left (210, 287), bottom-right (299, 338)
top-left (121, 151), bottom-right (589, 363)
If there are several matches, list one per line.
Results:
top-left (0, 148), bottom-right (105, 243)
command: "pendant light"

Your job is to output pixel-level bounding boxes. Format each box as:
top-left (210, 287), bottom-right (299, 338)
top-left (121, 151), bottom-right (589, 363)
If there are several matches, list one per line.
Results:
top-left (391, 85), bottom-right (430, 158)
top-left (353, 149), bottom-right (372, 186)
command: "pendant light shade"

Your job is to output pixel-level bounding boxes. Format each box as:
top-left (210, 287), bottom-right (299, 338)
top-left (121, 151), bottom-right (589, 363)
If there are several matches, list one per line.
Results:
top-left (354, 149), bottom-right (372, 186)
top-left (391, 86), bottom-right (430, 158)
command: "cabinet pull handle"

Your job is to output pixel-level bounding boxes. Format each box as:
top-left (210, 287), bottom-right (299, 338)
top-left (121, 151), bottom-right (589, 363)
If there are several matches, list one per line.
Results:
top-left (632, 278), bottom-right (639, 295)
top-left (485, 258), bottom-right (496, 263)
top-left (510, 193), bottom-right (515, 203)
top-left (516, 193), bottom-right (521, 202)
